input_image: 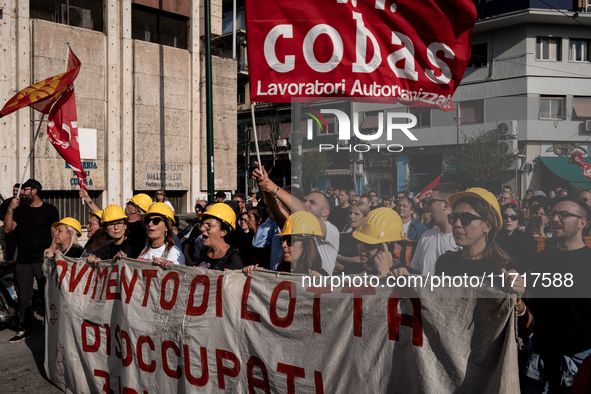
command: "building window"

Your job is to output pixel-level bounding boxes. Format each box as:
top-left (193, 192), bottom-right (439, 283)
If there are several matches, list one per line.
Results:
top-left (573, 96), bottom-right (591, 118)
top-left (459, 100), bottom-right (484, 124)
top-left (536, 37), bottom-right (562, 61)
top-left (409, 107), bottom-right (431, 128)
top-left (539, 95), bottom-right (566, 120)
top-left (132, 4), bottom-right (188, 49)
top-left (30, 0), bottom-right (104, 32)
top-left (467, 43), bottom-right (487, 68)
top-left (317, 115), bottom-right (337, 135)
top-left (569, 39), bottom-right (590, 62)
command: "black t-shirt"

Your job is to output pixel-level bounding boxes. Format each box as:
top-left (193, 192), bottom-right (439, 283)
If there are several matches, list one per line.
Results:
top-left (127, 220), bottom-right (147, 258)
top-left (495, 230), bottom-right (537, 272)
top-left (109, 238), bottom-right (135, 259)
top-left (13, 202), bottom-right (60, 264)
top-left (328, 205), bottom-right (350, 232)
top-left (0, 197), bottom-right (14, 222)
top-left (435, 250), bottom-right (518, 276)
top-left (339, 232), bottom-right (358, 258)
top-left (530, 246), bottom-right (591, 356)
top-left (197, 246), bottom-right (245, 270)
top-left (65, 244), bottom-right (84, 258)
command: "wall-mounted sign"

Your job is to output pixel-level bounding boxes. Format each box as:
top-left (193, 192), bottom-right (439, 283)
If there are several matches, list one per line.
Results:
top-left (541, 143), bottom-right (590, 158)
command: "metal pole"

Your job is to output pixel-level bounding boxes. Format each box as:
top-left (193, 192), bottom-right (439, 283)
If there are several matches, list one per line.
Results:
top-left (232, 0), bottom-right (236, 61)
top-left (291, 102), bottom-right (302, 189)
top-left (205, 0), bottom-right (215, 201)
top-left (250, 104), bottom-right (262, 171)
top-left (245, 128), bottom-right (250, 196)
top-left (17, 42), bottom-right (70, 197)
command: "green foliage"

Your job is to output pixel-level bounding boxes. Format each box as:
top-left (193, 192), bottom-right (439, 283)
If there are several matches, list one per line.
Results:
top-left (454, 131), bottom-right (514, 190)
top-left (302, 151), bottom-right (332, 193)
top-left (404, 174), bottom-right (420, 194)
top-left (362, 179), bottom-right (380, 195)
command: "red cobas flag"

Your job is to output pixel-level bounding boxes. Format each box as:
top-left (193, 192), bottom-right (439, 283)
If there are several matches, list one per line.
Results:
top-left (47, 51), bottom-right (87, 191)
top-left (416, 174), bottom-right (442, 201)
top-left (0, 48), bottom-right (81, 117)
top-left (246, 0), bottom-right (476, 109)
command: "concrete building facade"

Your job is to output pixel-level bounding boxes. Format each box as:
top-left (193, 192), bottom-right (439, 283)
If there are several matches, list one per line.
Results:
top-left (0, 0), bottom-right (237, 221)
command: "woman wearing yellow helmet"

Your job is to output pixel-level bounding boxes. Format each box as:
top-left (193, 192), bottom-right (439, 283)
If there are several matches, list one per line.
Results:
top-left (81, 210), bottom-right (112, 260)
top-left (138, 203), bottom-right (185, 268)
top-left (436, 188), bottom-right (532, 338)
top-left (243, 211), bottom-right (327, 276)
top-left (44, 218), bottom-right (84, 258)
top-left (196, 203), bottom-right (245, 270)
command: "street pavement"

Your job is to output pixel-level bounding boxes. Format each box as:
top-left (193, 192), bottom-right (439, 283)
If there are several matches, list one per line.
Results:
top-left (0, 309), bottom-right (62, 393)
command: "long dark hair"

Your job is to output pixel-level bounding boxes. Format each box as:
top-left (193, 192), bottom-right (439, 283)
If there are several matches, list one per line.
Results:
top-left (501, 203), bottom-right (524, 225)
top-left (140, 215), bottom-right (175, 256)
top-left (455, 196), bottom-right (512, 262)
top-left (278, 236), bottom-right (323, 274)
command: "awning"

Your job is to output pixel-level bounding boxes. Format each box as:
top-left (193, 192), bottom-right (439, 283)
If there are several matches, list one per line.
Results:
top-left (326, 169), bottom-right (351, 176)
top-left (573, 97), bottom-right (591, 117)
top-left (360, 111), bottom-right (381, 130)
top-left (540, 157), bottom-right (591, 187)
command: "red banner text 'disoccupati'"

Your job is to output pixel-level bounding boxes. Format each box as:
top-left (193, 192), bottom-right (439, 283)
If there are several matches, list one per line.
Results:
top-left (246, 0), bottom-right (477, 109)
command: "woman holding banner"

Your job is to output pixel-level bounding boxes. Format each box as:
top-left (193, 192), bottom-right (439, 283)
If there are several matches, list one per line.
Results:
top-left (44, 218), bottom-right (84, 258)
top-left (137, 203), bottom-right (185, 267)
top-left (244, 211), bottom-right (327, 276)
top-left (434, 188), bottom-right (533, 338)
top-left (195, 203), bottom-right (245, 270)
top-left (81, 210), bottom-right (112, 260)
top-left (86, 205), bottom-right (134, 266)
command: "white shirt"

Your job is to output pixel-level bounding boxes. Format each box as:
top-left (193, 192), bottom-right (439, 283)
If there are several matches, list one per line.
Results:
top-left (410, 227), bottom-right (460, 275)
top-left (402, 221), bottom-right (411, 236)
top-left (314, 220), bottom-right (339, 275)
top-left (163, 200), bottom-right (175, 212)
top-left (138, 244), bottom-right (185, 265)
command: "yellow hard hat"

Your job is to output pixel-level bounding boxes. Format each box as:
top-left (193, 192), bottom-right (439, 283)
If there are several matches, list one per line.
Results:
top-left (143, 202), bottom-right (175, 224)
top-left (277, 211), bottom-right (323, 236)
top-left (199, 203), bottom-right (236, 230)
top-left (353, 208), bottom-right (404, 244)
top-left (101, 204), bottom-right (128, 224)
top-left (127, 193), bottom-right (153, 212)
top-left (89, 210), bottom-right (103, 220)
top-left (52, 217), bottom-right (82, 237)
top-left (448, 187), bottom-right (502, 232)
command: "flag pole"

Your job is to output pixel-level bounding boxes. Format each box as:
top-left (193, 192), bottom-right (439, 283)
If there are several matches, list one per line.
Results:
top-left (17, 41), bottom-right (70, 196)
top-left (250, 103), bottom-right (262, 172)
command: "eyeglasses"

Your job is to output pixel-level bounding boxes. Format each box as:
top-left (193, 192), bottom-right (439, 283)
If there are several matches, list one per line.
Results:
top-left (548, 211), bottom-right (585, 220)
top-left (502, 214), bottom-right (519, 222)
top-left (370, 194), bottom-right (377, 198)
top-left (448, 212), bottom-right (485, 227)
top-left (87, 221), bottom-right (100, 227)
top-left (202, 221), bottom-right (220, 231)
top-left (426, 198), bottom-right (447, 207)
top-left (145, 217), bottom-right (164, 226)
top-left (106, 221), bottom-right (126, 229)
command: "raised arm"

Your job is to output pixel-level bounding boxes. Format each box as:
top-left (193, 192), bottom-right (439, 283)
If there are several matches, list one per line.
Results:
top-left (3, 197), bottom-right (19, 233)
top-left (80, 189), bottom-right (101, 213)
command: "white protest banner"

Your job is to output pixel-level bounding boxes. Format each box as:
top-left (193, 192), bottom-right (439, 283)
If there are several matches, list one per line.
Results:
top-left (44, 255), bottom-right (519, 393)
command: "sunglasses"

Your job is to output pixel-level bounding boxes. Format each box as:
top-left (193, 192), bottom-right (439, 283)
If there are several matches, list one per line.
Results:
top-left (502, 214), bottom-right (519, 221)
top-left (280, 235), bottom-right (305, 245)
top-left (106, 221), bottom-right (126, 228)
top-left (144, 216), bottom-right (164, 226)
top-left (549, 211), bottom-right (585, 220)
top-left (448, 212), bottom-right (485, 227)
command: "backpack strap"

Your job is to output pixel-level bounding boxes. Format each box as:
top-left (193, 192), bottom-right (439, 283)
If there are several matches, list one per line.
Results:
top-left (212, 246), bottom-right (237, 270)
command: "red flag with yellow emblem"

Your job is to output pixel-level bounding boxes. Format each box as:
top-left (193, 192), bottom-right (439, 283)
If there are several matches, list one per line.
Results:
top-left (0, 48), bottom-right (81, 118)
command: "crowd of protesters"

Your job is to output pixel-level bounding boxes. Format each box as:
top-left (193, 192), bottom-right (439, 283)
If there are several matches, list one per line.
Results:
top-left (2, 174), bottom-right (591, 392)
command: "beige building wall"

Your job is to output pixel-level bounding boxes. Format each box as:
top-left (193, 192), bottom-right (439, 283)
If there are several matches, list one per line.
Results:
top-left (0, 0), bottom-right (236, 213)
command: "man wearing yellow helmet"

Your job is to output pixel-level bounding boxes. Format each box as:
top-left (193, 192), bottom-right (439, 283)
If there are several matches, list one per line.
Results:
top-left (343, 208), bottom-right (405, 276)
